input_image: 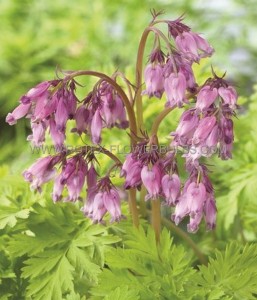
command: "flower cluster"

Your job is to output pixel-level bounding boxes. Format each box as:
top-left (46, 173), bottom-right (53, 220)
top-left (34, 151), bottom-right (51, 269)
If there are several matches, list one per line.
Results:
top-left (121, 142), bottom-right (217, 232)
top-left (82, 175), bottom-right (122, 223)
top-left (74, 81), bottom-right (128, 144)
top-left (6, 13), bottom-right (238, 232)
top-left (22, 149), bottom-right (121, 223)
top-left (143, 17), bottom-right (214, 107)
top-left (6, 78), bottom-right (128, 147)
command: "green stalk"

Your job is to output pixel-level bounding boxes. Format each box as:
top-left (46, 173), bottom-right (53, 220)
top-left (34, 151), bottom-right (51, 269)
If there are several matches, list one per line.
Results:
top-left (152, 199), bottom-right (161, 242)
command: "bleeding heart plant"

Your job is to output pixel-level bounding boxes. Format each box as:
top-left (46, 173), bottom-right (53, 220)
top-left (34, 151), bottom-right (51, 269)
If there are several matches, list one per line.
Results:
top-left (6, 11), bottom-right (238, 240)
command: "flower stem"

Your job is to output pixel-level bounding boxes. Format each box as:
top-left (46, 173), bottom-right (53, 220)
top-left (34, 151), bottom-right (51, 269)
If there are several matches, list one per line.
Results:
top-left (113, 71), bottom-right (135, 105)
top-left (128, 188), bottom-right (139, 227)
top-left (139, 187), bottom-right (147, 218)
top-left (134, 27), bottom-right (153, 133)
top-left (150, 106), bottom-right (175, 136)
top-left (152, 199), bottom-right (161, 242)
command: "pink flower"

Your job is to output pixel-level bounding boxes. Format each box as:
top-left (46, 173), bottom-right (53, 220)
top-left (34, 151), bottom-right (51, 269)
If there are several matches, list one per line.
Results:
top-left (52, 174), bottom-right (65, 202)
top-left (175, 32), bottom-right (199, 61)
top-left (172, 109), bottom-right (199, 146)
top-left (120, 154), bottom-right (134, 177)
top-left (75, 106), bottom-right (90, 135)
top-left (65, 87), bottom-right (77, 119)
top-left (83, 177), bottom-right (121, 223)
top-left (49, 119), bottom-right (65, 147)
top-left (23, 155), bottom-right (61, 192)
top-left (219, 116), bottom-right (234, 160)
top-left (60, 158), bottom-right (77, 184)
top-left (161, 174), bottom-right (181, 205)
top-left (91, 109), bottom-right (103, 144)
top-left (191, 32), bottom-right (214, 58)
top-left (101, 94), bottom-right (128, 128)
top-left (87, 165), bottom-right (98, 188)
top-left (6, 103), bottom-right (31, 125)
top-left (67, 169), bottom-right (87, 201)
top-left (89, 192), bottom-right (107, 223)
top-left (204, 194), bottom-right (217, 230)
top-left (204, 125), bottom-right (219, 149)
top-left (141, 164), bottom-right (162, 200)
top-left (26, 81), bottom-right (52, 100)
top-left (164, 72), bottom-right (187, 107)
top-left (196, 86), bottom-right (218, 111)
top-left (27, 120), bottom-right (47, 147)
top-left (218, 86), bottom-right (238, 109)
top-left (187, 212), bottom-right (203, 233)
top-left (55, 100), bottom-right (69, 132)
top-left (124, 160), bottom-right (143, 189)
top-left (175, 31), bottom-right (214, 62)
top-left (172, 195), bottom-right (189, 225)
top-left (192, 116), bottom-right (217, 145)
top-left (103, 189), bottom-right (121, 222)
top-left (186, 182), bottom-right (206, 216)
top-left (142, 64), bottom-right (164, 99)
top-left (113, 95), bottom-right (129, 129)
top-left (179, 63), bottom-right (196, 90)
top-left (81, 166), bottom-right (98, 218)
top-left (172, 181), bottom-right (207, 230)
top-left (55, 157), bottom-right (87, 202)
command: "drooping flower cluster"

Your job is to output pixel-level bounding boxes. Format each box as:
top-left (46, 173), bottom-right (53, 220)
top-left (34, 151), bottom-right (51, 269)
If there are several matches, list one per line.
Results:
top-left (82, 175), bottom-right (122, 223)
top-left (143, 17), bottom-right (214, 107)
top-left (22, 148), bottom-right (121, 222)
top-left (6, 77), bottom-right (128, 148)
top-left (6, 80), bottom-right (75, 147)
top-left (74, 81), bottom-right (129, 144)
top-left (172, 75), bottom-right (237, 162)
top-left (6, 13), bottom-right (238, 232)
top-left (121, 142), bottom-right (217, 232)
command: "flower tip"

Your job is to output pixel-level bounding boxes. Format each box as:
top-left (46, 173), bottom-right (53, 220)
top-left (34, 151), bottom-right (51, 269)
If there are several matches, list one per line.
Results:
top-left (187, 223), bottom-right (198, 233)
top-left (6, 113), bottom-right (16, 125)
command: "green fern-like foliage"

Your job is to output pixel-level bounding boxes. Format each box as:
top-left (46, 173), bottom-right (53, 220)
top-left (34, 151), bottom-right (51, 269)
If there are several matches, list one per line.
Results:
top-left (0, 168), bottom-right (120, 299)
top-left (185, 242), bottom-right (257, 300)
top-left (90, 226), bottom-right (195, 299)
top-left (89, 227), bottom-right (257, 300)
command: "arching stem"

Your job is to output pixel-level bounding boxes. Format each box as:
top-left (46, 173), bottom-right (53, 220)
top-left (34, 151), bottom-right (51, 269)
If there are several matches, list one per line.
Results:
top-left (150, 106), bottom-right (175, 136)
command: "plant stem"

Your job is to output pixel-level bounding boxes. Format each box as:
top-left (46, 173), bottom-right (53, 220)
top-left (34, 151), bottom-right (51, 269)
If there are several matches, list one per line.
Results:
top-left (134, 27), bottom-right (152, 133)
top-left (139, 187), bottom-right (147, 218)
top-left (128, 189), bottom-right (139, 227)
top-left (150, 106), bottom-right (175, 136)
top-left (113, 71), bottom-right (135, 105)
top-left (152, 199), bottom-right (161, 242)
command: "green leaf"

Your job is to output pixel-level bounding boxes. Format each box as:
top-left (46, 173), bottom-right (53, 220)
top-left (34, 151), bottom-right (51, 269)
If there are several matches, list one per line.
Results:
top-left (25, 255), bottom-right (74, 300)
top-left (186, 242), bottom-right (257, 300)
top-left (0, 207), bottom-right (30, 229)
top-left (90, 226), bottom-right (195, 299)
top-left (104, 286), bottom-right (140, 300)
